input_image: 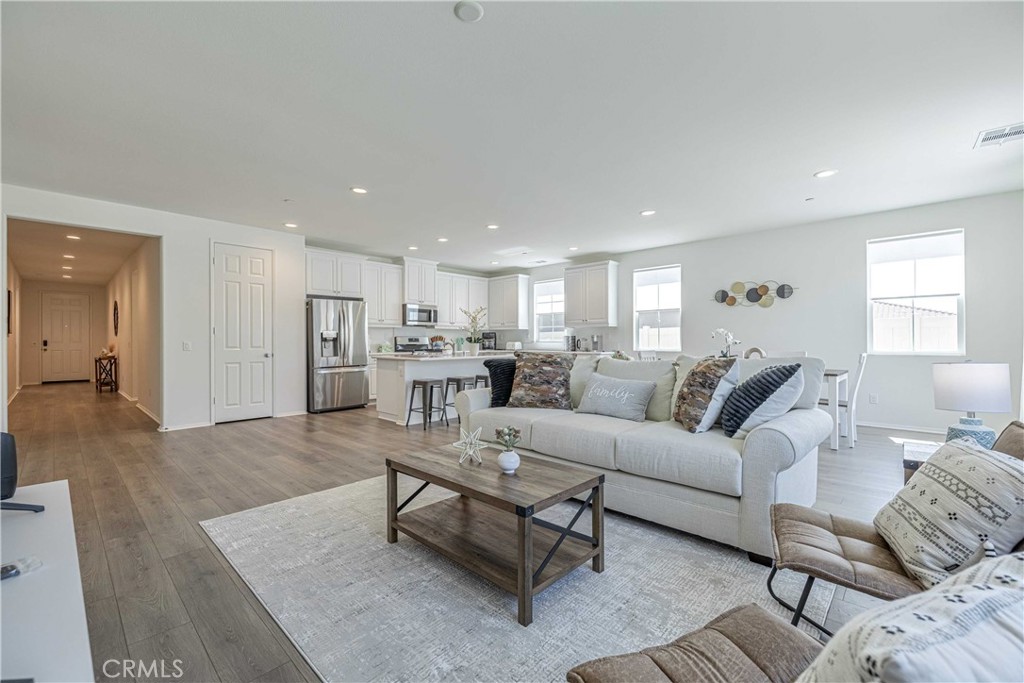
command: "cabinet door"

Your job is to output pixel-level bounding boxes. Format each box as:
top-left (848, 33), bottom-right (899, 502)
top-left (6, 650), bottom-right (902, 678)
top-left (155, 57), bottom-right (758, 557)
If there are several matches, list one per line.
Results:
top-left (436, 273), bottom-right (454, 327)
top-left (405, 262), bottom-right (423, 303)
top-left (564, 268), bottom-right (587, 325)
top-left (468, 278), bottom-right (488, 316)
top-left (488, 279), bottom-right (506, 328)
top-left (362, 263), bottom-right (383, 324)
top-left (337, 257), bottom-right (363, 297)
top-left (421, 262), bottom-right (438, 306)
top-left (380, 266), bottom-right (404, 326)
top-left (368, 364), bottom-right (377, 400)
top-left (306, 252), bottom-right (338, 295)
top-left (502, 278), bottom-right (519, 328)
top-left (452, 276), bottom-right (470, 327)
top-left (585, 266), bottom-right (609, 324)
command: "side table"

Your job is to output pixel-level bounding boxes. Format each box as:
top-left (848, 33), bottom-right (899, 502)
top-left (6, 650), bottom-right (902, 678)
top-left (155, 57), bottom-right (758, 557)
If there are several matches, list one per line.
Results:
top-left (95, 356), bottom-right (118, 393)
top-left (902, 440), bottom-right (941, 484)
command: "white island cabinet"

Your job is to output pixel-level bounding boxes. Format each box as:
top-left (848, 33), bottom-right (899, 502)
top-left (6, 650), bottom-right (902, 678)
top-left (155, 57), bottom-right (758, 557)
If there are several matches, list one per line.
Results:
top-left (374, 354), bottom-right (513, 426)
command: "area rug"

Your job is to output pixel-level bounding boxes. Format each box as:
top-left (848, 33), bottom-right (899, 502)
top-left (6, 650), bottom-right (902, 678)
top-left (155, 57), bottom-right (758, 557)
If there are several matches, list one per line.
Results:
top-left (201, 474), bottom-right (834, 682)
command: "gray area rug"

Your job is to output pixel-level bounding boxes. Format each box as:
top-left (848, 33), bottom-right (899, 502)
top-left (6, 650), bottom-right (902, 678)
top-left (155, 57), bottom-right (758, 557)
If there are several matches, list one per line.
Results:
top-left (201, 474), bottom-right (834, 682)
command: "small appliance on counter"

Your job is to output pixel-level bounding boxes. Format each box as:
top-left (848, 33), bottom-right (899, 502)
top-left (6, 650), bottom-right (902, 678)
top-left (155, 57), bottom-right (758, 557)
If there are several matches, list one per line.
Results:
top-left (591, 334), bottom-right (603, 352)
top-left (394, 336), bottom-right (435, 353)
top-left (481, 331), bottom-right (497, 350)
top-left (505, 341), bottom-right (523, 351)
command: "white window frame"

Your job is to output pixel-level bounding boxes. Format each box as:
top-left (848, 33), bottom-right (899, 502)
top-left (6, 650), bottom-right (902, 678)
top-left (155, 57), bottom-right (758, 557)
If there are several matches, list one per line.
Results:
top-left (866, 229), bottom-right (966, 356)
top-left (533, 278), bottom-right (565, 345)
top-left (633, 265), bottom-right (682, 353)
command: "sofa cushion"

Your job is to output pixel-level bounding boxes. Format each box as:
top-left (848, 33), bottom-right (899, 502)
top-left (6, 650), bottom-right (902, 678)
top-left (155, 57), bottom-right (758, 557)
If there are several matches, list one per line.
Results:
top-left (467, 407), bottom-right (561, 451)
top-left (615, 421), bottom-right (744, 497)
top-left (569, 355), bottom-right (602, 409)
top-left (674, 357), bottom-right (739, 432)
top-left (738, 356), bottom-right (824, 410)
top-left (507, 352), bottom-right (573, 410)
top-left (530, 412), bottom-right (645, 470)
top-left (483, 358), bottom-right (516, 407)
top-left (577, 373), bottom-right (657, 423)
top-left (993, 420), bottom-right (1024, 459)
top-left (595, 358), bottom-right (678, 422)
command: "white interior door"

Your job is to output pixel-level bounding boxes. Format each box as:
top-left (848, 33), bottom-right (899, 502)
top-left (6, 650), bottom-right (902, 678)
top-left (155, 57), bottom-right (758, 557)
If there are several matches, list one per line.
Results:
top-left (41, 292), bottom-right (90, 382)
top-left (214, 243), bottom-right (273, 423)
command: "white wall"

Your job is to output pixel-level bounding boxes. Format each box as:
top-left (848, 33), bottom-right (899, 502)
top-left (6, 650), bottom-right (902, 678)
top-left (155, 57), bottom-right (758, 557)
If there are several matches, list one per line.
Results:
top-left (2, 185), bottom-right (308, 430)
top-left (6, 258), bottom-right (22, 402)
top-left (106, 237), bottom-right (161, 420)
top-left (524, 191), bottom-right (1023, 433)
top-left (18, 279), bottom-right (109, 387)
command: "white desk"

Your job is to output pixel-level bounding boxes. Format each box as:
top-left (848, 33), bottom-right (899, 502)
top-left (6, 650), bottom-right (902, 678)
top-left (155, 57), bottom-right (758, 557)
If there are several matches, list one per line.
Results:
top-left (823, 368), bottom-right (850, 451)
top-left (1, 480), bottom-right (93, 683)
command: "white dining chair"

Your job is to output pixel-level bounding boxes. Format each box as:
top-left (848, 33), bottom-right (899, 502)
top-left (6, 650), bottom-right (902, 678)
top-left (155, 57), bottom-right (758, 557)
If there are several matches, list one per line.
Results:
top-left (818, 352), bottom-right (868, 447)
top-left (637, 350), bottom-right (659, 362)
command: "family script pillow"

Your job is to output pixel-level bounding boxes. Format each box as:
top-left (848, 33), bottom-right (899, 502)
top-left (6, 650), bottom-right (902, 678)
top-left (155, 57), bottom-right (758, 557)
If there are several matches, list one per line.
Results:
top-left (673, 357), bottom-right (738, 432)
top-left (506, 352), bottom-right (574, 410)
top-left (577, 373), bottom-right (657, 423)
top-left (873, 438), bottom-right (1024, 588)
top-left (720, 364), bottom-right (804, 438)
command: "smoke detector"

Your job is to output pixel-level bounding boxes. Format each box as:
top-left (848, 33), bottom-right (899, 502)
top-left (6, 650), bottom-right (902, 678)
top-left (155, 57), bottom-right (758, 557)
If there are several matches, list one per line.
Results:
top-left (454, 1), bottom-right (484, 23)
top-left (974, 122), bottom-right (1023, 149)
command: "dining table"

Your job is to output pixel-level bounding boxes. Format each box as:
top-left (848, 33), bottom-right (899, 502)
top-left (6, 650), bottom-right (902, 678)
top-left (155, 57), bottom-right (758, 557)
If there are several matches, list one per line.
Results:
top-left (823, 368), bottom-right (849, 450)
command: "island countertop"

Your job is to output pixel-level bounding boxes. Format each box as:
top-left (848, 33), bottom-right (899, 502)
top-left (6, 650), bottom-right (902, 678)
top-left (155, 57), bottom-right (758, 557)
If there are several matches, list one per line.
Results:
top-left (372, 353), bottom-right (516, 363)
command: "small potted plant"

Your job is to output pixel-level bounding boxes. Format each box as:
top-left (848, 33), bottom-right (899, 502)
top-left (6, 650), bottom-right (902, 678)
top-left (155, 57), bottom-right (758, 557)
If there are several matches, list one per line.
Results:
top-left (461, 306), bottom-right (487, 356)
top-left (712, 328), bottom-right (741, 358)
top-left (494, 426), bottom-right (522, 475)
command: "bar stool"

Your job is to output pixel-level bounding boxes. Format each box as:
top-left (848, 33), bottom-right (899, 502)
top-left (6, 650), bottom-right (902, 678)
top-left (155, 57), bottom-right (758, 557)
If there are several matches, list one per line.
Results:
top-left (405, 379), bottom-right (448, 430)
top-left (474, 374), bottom-right (491, 389)
top-left (444, 376), bottom-right (477, 423)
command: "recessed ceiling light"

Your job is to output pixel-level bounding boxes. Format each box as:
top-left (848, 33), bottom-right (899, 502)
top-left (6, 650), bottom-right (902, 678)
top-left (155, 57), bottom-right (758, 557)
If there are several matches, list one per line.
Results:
top-left (62, 275), bottom-right (72, 279)
top-left (437, 237), bottom-right (449, 242)
top-left (350, 187), bottom-right (368, 194)
top-left (490, 260), bottom-right (499, 265)
top-left (62, 266), bottom-right (73, 270)
top-left (486, 224), bottom-right (499, 230)
top-left (408, 246), bottom-right (419, 250)
top-left (66, 235), bottom-right (81, 240)
top-left (639, 210), bottom-right (656, 217)
top-left (454, 0), bottom-right (484, 23)
top-left (568, 246), bottom-right (579, 251)
top-left (813, 169), bottom-right (838, 178)
top-left (63, 254), bottom-right (75, 259)
top-left (283, 222), bottom-right (298, 229)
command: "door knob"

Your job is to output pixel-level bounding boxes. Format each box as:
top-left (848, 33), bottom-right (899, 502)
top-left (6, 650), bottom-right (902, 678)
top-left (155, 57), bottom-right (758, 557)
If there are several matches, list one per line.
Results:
top-left (264, 353), bottom-right (274, 358)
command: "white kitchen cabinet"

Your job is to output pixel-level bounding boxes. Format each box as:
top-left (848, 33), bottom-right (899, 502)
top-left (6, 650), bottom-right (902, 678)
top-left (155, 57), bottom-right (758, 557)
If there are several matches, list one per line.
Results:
top-left (403, 257), bottom-right (438, 305)
top-left (487, 274), bottom-right (529, 330)
top-left (362, 262), bottom-right (404, 327)
top-left (564, 261), bottom-right (618, 327)
top-left (305, 249), bottom-right (365, 297)
top-left (468, 277), bottom-right (488, 315)
top-left (436, 272), bottom-right (454, 327)
top-left (436, 272), bottom-right (487, 329)
top-left (452, 276), bottom-right (470, 327)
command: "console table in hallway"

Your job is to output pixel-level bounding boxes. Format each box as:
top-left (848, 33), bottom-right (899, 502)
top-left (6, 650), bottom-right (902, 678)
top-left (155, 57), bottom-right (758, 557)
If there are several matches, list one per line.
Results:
top-left (95, 355), bottom-right (118, 393)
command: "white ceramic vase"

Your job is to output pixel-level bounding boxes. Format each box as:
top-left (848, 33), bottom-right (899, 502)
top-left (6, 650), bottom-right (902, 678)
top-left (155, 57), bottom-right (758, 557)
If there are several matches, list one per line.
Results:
top-left (497, 449), bottom-right (520, 475)
top-left (466, 342), bottom-right (481, 357)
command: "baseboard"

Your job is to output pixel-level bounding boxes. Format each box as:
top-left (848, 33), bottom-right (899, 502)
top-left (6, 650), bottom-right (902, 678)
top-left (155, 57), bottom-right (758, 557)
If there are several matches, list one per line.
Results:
top-left (273, 410), bottom-right (309, 418)
top-left (857, 421), bottom-right (944, 436)
top-left (158, 420), bottom-right (214, 432)
top-left (135, 402), bottom-right (162, 427)
top-left (118, 389), bottom-right (138, 402)
top-left (7, 389), bottom-right (18, 405)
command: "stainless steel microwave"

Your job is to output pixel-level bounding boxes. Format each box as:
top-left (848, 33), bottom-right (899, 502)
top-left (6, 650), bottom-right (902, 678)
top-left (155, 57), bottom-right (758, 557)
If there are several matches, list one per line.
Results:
top-left (402, 303), bottom-right (438, 327)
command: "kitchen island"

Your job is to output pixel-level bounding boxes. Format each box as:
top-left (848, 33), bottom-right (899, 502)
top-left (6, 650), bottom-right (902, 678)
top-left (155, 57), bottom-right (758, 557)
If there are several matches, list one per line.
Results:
top-left (374, 354), bottom-right (514, 426)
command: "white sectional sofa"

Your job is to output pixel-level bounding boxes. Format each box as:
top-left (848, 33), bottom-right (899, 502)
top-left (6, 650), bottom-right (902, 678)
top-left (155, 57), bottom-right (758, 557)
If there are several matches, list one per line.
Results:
top-left (455, 355), bottom-right (833, 558)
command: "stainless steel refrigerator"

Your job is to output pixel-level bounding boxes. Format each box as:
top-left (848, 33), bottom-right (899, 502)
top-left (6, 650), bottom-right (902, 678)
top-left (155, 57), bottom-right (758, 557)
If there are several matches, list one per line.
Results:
top-left (307, 297), bottom-right (369, 412)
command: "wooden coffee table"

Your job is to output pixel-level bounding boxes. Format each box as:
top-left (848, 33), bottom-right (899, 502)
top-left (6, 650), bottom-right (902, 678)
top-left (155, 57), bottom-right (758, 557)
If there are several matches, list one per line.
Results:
top-left (385, 448), bottom-right (605, 626)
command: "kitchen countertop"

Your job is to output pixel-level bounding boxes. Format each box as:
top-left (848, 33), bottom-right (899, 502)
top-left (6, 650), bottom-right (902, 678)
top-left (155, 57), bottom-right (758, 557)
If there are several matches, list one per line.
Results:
top-left (373, 354), bottom-right (516, 362)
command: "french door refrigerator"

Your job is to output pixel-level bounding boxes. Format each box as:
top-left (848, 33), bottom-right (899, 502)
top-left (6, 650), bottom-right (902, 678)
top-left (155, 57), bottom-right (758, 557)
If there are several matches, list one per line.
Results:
top-left (307, 297), bottom-right (369, 412)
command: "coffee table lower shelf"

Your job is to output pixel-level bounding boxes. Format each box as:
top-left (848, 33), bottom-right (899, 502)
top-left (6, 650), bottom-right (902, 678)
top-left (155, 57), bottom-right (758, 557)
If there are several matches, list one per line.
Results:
top-left (392, 496), bottom-right (600, 615)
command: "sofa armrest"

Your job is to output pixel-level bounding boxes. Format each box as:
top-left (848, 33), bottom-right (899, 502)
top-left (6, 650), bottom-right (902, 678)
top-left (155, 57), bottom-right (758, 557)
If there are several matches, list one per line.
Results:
top-left (455, 388), bottom-right (492, 425)
top-left (743, 408), bottom-right (833, 472)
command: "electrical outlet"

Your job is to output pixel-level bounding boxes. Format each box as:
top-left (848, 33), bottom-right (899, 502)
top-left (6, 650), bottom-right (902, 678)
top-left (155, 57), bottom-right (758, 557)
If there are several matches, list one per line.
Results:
top-left (869, 393), bottom-right (879, 405)
top-left (182, 341), bottom-right (192, 352)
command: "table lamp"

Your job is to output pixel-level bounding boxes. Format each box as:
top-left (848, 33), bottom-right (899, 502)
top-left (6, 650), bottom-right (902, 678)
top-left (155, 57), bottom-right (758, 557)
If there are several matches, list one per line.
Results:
top-left (932, 362), bottom-right (1011, 449)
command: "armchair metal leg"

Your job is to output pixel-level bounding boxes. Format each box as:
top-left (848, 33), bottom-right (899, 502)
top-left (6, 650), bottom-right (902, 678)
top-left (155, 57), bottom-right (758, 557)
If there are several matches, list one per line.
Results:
top-left (1, 502), bottom-right (45, 513)
top-left (767, 566), bottom-right (833, 637)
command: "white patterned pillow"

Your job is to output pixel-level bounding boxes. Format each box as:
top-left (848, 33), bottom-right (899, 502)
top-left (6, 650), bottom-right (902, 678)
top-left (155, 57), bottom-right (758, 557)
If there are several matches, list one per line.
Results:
top-left (796, 552), bottom-right (1024, 683)
top-left (873, 439), bottom-right (1024, 588)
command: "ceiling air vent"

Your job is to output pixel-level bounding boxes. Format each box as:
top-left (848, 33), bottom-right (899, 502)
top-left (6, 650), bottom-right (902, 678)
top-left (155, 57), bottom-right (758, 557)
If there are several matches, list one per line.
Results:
top-left (974, 122), bottom-right (1023, 149)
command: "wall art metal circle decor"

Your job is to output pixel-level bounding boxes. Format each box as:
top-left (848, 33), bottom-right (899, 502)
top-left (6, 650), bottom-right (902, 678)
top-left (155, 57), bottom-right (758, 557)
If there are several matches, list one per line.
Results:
top-left (113, 300), bottom-right (119, 336)
top-left (713, 281), bottom-right (795, 308)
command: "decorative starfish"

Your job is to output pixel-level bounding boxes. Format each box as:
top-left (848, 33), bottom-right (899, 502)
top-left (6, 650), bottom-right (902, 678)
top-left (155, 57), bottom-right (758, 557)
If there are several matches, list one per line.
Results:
top-left (454, 427), bottom-right (484, 465)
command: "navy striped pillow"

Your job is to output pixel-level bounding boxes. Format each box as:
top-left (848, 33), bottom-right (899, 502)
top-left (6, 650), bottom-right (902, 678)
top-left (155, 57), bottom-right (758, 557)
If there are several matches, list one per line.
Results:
top-left (721, 364), bottom-right (803, 438)
top-left (484, 358), bottom-right (516, 407)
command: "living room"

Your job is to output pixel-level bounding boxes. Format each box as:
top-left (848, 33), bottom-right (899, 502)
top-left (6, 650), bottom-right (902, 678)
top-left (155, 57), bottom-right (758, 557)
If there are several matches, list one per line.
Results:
top-left (1, 2), bottom-right (1022, 683)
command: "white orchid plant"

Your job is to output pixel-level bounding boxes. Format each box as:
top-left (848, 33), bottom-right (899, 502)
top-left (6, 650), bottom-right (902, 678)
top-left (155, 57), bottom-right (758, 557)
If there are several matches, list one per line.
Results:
top-left (460, 306), bottom-right (487, 344)
top-left (712, 328), bottom-right (741, 358)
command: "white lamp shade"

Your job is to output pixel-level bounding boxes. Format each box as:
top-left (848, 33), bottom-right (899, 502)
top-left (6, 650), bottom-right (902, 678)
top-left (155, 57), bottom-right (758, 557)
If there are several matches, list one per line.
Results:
top-left (933, 362), bottom-right (1012, 413)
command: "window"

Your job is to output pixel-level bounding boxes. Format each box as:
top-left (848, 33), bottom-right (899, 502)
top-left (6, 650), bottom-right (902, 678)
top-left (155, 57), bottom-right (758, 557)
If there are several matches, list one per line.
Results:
top-left (534, 279), bottom-right (565, 343)
top-left (867, 230), bottom-right (964, 354)
top-left (634, 266), bottom-right (681, 352)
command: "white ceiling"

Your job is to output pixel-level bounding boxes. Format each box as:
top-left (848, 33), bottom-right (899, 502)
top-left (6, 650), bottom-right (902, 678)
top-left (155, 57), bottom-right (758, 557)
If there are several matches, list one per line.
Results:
top-left (7, 219), bottom-right (148, 285)
top-left (2, 2), bottom-right (1021, 273)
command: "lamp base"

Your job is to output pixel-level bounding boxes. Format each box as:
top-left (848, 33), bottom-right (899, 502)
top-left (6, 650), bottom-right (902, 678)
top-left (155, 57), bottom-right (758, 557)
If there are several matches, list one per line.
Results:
top-left (945, 416), bottom-right (997, 449)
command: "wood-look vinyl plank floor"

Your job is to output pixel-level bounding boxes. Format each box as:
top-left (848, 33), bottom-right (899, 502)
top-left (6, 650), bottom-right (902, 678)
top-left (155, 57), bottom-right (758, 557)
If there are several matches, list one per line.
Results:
top-left (8, 382), bottom-right (914, 680)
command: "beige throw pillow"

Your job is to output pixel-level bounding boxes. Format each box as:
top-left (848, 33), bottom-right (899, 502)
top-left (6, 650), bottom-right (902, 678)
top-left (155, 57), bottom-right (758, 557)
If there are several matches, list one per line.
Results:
top-left (506, 352), bottom-right (574, 410)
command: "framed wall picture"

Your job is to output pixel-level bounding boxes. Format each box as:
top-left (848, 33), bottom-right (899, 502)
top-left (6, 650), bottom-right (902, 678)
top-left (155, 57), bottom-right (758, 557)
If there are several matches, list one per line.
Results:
top-left (113, 300), bottom-right (119, 336)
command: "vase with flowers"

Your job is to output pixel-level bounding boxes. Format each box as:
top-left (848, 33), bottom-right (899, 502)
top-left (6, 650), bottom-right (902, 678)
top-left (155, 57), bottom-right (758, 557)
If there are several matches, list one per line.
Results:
top-left (461, 306), bottom-right (487, 356)
top-left (494, 425), bottom-right (522, 475)
top-left (712, 328), bottom-right (741, 357)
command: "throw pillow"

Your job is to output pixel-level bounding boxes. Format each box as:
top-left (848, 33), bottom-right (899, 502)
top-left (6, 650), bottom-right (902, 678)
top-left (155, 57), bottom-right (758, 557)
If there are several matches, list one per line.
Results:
top-left (796, 552), bottom-right (1024, 683)
top-left (483, 358), bottom-right (516, 408)
top-left (720, 364), bottom-right (804, 439)
top-left (506, 352), bottom-right (573, 410)
top-left (595, 357), bottom-right (677, 421)
top-left (993, 420), bottom-right (1024, 460)
top-left (673, 357), bottom-right (739, 433)
top-left (576, 373), bottom-right (657, 423)
top-left (873, 438), bottom-right (1024, 588)
top-left (569, 355), bottom-right (601, 409)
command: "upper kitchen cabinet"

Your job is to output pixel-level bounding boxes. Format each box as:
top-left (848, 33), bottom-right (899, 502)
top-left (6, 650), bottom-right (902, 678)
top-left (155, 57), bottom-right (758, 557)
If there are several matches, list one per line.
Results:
top-left (564, 261), bottom-right (618, 327)
top-left (403, 257), bottom-right (438, 305)
top-left (305, 249), bottom-right (364, 297)
top-left (362, 261), bottom-right (404, 327)
top-left (487, 274), bottom-right (529, 330)
top-left (436, 272), bottom-right (487, 329)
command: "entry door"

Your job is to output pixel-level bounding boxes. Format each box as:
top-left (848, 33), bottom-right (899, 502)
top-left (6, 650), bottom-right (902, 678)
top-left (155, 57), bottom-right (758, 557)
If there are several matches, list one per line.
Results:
top-left (41, 292), bottom-right (90, 381)
top-left (214, 244), bottom-right (273, 423)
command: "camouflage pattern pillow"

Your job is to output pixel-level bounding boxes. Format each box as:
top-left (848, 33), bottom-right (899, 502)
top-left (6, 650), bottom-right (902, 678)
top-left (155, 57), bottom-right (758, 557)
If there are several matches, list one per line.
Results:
top-left (507, 352), bottom-right (574, 410)
top-left (673, 356), bottom-right (739, 433)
